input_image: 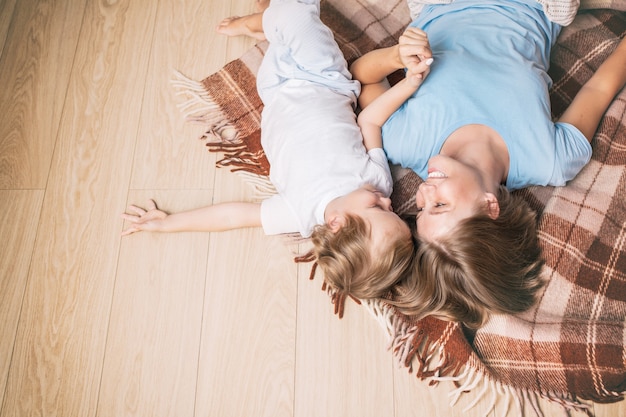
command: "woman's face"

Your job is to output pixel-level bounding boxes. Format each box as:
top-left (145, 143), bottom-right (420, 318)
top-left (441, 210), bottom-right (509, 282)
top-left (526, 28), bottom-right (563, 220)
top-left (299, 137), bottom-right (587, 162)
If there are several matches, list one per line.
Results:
top-left (415, 155), bottom-right (493, 241)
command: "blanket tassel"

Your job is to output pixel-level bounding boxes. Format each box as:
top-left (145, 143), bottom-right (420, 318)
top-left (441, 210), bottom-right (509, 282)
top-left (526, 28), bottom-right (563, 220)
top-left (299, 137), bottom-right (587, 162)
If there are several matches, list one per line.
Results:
top-left (361, 299), bottom-right (595, 417)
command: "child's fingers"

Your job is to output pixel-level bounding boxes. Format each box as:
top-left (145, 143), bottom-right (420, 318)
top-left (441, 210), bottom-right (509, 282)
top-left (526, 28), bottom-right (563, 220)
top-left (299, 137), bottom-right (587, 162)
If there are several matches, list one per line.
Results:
top-left (121, 213), bottom-right (139, 222)
top-left (125, 200), bottom-right (157, 216)
top-left (120, 226), bottom-right (138, 237)
top-left (120, 213), bottom-right (141, 235)
top-left (126, 205), bottom-right (147, 216)
top-left (120, 200), bottom-right (161, 236)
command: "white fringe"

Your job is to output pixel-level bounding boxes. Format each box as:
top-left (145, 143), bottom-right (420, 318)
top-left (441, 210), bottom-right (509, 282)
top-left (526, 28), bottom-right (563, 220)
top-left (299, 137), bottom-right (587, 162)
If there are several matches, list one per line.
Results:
top-left (171, 70), bottom-right (239, 143)
top-left (171, 71), bottom-right (218, 117)
top-left (234, 171), bottom-right (277, 202)
top-left (171, 71), bottom-right (274, 205)
top-left (361, 297), bottom-right (595, 417)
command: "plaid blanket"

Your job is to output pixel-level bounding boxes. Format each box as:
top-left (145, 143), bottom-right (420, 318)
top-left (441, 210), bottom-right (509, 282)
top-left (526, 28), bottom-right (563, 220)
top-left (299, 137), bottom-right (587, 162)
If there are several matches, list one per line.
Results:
top-left (174, 1), bottom-right (626, 414)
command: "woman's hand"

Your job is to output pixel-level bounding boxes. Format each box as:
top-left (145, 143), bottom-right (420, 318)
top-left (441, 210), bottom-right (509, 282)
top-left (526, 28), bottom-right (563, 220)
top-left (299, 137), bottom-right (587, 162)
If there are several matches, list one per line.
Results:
top-left (398, 27), bottom-right (433, 81)
top-left (121, 200), bottom-right (168, 236)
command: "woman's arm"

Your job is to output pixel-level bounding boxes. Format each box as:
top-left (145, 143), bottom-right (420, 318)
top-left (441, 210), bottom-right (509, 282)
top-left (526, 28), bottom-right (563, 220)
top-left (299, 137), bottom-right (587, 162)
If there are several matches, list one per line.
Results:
top-left (121, 200), bottom-right (262, 236)
top-left (350, 45), bottom-right (402, 109)
top-left (558, 37), bottom-right (626, 142)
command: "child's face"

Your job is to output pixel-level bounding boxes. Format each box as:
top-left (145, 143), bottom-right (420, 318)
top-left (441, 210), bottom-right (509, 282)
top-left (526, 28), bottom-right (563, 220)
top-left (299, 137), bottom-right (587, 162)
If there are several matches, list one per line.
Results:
top-left (329, 185), bottom-right (411, 249)
top-left (415, 155), bottom-right (493, 241)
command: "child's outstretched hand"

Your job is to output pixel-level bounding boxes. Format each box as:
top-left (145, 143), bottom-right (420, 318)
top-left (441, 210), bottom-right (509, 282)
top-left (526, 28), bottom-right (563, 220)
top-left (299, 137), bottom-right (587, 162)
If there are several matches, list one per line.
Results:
top-left (398, 27), bottom-right (433, 83)
top-left (121, 200), bottom-right (168, 236)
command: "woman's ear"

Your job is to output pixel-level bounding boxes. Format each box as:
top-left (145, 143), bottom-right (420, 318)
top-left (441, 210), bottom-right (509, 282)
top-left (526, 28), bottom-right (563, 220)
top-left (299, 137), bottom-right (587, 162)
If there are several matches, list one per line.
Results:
top-left (484, 193), bottom-right (500, 220)
top-left (327, 214), bottom-right (347, 233)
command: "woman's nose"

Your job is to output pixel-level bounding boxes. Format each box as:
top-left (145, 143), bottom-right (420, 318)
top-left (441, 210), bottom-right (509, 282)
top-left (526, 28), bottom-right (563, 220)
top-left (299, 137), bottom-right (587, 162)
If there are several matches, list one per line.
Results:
top-left (416, 182), bottom-right (434, 206)
top-left (418, 181), bottom-right (435, 197)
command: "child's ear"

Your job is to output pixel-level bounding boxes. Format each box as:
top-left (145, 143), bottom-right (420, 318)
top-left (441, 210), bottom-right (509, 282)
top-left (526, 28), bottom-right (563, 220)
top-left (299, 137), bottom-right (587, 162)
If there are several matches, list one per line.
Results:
top-left (484, 193), bottom-right (500, 220)
top-left (327, 214), bottom-right (347, 233)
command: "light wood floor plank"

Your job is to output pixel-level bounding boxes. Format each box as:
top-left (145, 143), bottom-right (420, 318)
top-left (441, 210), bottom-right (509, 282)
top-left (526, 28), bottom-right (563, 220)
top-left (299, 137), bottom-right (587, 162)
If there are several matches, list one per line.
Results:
top-left (129, 0), bottom-right (234, 191)
top-left (0, 0), bottom-right (18, 57)
top-left (394, 369), bottom-right (500, 416)
top-left (194, 169), bottom-right (297, 417)
top-left (0, 0), bottom-right (85, 189)
top-left (0, 190), bottom-right (44, 408)
top-left (294, 259), bottom-right (396, 417)
top-left (1, 0), bottom-right (158, 415)
top-left (100, 190), bottom-right (210, 417)
top-left (0, 0), bottom-right (624, 416)
top-left (595, 399), bottom-right (626, 417)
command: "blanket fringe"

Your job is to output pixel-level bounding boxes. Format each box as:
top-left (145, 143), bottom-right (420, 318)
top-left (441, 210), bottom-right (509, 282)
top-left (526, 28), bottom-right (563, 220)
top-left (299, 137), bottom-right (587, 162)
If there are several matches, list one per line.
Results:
top-left (171, 71), bottom-right (232, 130)
top-left (171, 70), bottom-right (244, 145)
top-left (361, 299), bottom-right (595, 417)
top-left (172, 70), bottom-right (274, 202)
top-left (228, 171), bottom-right (276, 201)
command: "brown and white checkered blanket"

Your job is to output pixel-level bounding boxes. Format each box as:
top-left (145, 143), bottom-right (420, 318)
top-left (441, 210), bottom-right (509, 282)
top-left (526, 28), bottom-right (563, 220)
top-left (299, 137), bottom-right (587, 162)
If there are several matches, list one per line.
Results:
top-left (174, 1), bottom-right (626, 414)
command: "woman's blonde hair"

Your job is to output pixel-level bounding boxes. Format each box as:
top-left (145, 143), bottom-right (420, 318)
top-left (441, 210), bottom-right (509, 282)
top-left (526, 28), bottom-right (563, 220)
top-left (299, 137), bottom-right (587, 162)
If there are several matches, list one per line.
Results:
top-left (307, 214), bottom-right (415, 317)
top-left (388, 186), bottom-right (545, 329)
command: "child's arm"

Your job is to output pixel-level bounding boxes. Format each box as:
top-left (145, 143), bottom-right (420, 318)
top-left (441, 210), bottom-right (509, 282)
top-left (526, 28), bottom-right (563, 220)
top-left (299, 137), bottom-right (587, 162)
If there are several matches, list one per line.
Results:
top-left (358, 70), bottom-right (430, 151)
top-left (121, 200), bottom-right (262, 236)
top-left (356, 28), bottom-right (433, 151)
top-left (350, 45), bottom-right (401, 110)
top-left (558, 36), bottom-right (626, 142)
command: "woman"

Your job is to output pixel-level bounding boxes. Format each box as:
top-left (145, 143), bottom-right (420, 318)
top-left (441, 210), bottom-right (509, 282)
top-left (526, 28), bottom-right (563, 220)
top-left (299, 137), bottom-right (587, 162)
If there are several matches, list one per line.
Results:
top-left (350, 0), bottom-right (626, 327)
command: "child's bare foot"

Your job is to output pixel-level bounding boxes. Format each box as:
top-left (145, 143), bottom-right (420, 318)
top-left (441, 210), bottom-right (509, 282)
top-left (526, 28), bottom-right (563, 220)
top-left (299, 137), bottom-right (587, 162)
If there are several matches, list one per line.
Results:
top-left (216, 13), bottom-right (266, 41)
top-left (255, 0), bottom-right (270, 13)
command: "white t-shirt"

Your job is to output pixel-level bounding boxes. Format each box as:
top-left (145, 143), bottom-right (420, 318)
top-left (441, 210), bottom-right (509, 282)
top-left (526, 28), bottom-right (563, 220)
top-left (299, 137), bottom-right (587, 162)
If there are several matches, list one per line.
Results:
top-left (256, 1), bottom-right (393, 237)
top-left (260, 80), bottom-right (392, 237)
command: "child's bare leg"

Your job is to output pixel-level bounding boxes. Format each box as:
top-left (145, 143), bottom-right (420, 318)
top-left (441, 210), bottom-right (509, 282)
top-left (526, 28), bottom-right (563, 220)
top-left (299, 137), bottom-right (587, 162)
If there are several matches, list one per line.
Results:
top-left (216, 12), bottom-right (266, 40)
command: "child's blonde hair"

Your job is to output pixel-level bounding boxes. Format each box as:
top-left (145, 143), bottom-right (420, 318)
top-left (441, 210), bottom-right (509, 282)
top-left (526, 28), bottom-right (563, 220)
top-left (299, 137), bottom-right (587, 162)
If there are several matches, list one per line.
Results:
top-left (389, 186), bottom-right (545, 329)
top-left (307, 214), bottom-right (415, 317)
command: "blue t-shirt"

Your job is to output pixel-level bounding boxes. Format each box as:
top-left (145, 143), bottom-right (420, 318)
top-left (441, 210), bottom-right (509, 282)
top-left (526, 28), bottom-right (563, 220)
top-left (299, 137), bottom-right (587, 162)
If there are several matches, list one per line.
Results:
top-left (381, 0), bottom-right (592, 190)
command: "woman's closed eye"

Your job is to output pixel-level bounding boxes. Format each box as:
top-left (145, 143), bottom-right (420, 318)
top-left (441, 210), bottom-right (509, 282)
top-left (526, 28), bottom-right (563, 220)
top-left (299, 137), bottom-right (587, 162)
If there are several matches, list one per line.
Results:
top-left (416, 203), bottom-right (445, 215)
top-left (419, 203), bottom-right (445, 209)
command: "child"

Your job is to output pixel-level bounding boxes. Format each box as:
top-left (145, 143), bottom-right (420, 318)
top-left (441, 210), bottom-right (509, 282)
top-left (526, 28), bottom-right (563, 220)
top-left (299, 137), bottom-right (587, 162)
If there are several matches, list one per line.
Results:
top-left (121, 0), bottom-right (433, 312)
top-left (350, 0), bottom-right (626, 328)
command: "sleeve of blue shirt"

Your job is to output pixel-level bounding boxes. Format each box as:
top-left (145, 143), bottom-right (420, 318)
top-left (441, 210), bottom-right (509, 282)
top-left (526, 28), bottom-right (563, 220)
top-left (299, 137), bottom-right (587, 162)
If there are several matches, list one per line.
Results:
top-left (550, 122), bottom-right (593, 186)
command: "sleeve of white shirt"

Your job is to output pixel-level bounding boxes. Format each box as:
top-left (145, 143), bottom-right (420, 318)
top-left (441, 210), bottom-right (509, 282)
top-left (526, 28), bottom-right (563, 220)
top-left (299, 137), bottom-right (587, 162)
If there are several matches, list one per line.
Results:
top-left (260, 194), bottom-right (301, 235)
top-left (368, 148), bottom-right (394, 197)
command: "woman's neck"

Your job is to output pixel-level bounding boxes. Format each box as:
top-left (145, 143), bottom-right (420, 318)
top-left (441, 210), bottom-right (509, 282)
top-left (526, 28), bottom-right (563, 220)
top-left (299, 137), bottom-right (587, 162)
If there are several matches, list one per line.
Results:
top-left (440, 124), bottom-right (510, 191)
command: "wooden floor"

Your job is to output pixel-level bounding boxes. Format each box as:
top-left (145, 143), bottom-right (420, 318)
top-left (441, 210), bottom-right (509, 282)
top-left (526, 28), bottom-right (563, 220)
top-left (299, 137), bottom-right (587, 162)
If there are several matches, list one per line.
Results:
top-left (0, 0), bottom-right (624, 415)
